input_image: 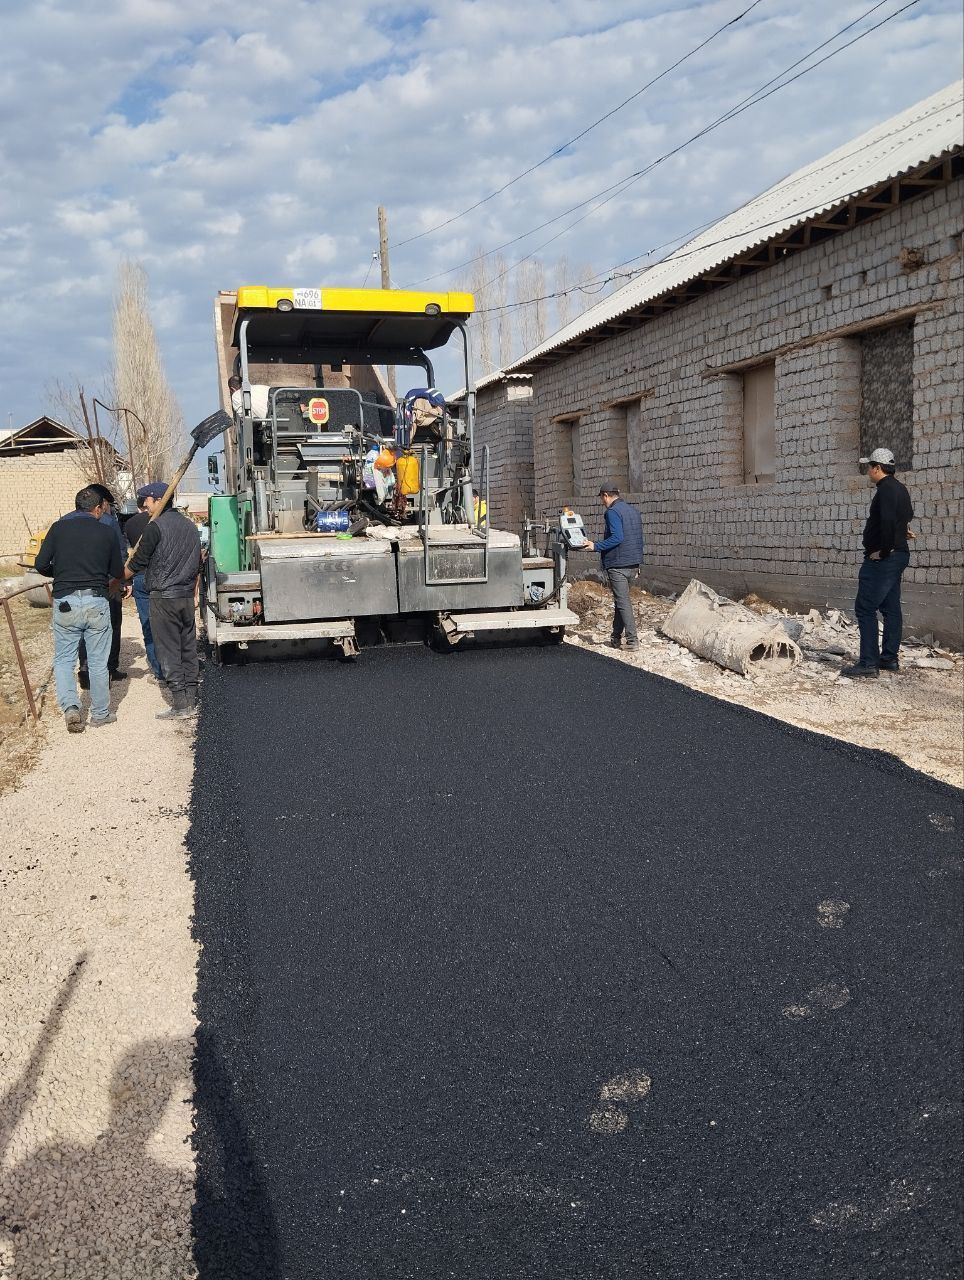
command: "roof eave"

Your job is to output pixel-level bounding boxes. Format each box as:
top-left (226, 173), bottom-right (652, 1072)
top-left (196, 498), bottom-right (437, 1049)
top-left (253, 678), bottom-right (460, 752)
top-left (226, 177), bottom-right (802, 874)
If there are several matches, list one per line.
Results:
top-left (509, 146), bottom-right (963, 374)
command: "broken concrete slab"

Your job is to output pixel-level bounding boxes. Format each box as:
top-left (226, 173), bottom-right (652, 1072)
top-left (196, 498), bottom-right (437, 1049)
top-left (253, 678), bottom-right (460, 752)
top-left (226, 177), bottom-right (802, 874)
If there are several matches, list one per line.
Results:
top-left (660, 579), bottom-right (802, 678)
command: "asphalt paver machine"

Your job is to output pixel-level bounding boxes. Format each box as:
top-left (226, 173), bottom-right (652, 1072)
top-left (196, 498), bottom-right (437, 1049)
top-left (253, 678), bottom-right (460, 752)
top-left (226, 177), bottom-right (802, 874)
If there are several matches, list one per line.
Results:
top-left (206, 286), bottom-right (578, 660)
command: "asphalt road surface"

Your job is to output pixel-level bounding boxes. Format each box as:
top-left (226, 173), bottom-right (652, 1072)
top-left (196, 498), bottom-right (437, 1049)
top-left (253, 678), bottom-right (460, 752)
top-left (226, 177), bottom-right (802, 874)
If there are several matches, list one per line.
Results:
top-left (189, 643), bottom-right (962, 1279)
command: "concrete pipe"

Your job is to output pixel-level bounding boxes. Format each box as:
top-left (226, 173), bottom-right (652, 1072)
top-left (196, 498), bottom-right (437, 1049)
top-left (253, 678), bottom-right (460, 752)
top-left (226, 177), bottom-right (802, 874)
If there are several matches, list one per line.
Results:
top-left (660, 579), bottom-right (801, 677)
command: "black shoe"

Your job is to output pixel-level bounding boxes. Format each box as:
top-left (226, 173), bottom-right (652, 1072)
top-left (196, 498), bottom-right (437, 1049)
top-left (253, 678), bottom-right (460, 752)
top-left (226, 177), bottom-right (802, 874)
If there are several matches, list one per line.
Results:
top-left (607, 637), bottom-right (622, 648)
top-left (841, 661), bottom-right (879, 679)
top-left (625, 640), bottom-right (640, 651)
top-left (879, 659), bottom-right (900, 672)
top-left (109, 669), bottom-right (128, 683)
top-left (78, 670), bottom-right (90, 690)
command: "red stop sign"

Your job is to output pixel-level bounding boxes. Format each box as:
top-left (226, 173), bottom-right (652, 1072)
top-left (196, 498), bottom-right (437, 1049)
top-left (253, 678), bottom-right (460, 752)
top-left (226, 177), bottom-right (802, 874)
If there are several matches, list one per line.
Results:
top-left (307, 397), bottom-right (329, 425)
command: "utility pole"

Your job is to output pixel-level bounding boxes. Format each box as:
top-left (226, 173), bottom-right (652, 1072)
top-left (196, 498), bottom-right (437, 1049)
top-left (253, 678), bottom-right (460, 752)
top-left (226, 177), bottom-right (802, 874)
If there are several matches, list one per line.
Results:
top-left (377, 205), bottom-right (396, 399)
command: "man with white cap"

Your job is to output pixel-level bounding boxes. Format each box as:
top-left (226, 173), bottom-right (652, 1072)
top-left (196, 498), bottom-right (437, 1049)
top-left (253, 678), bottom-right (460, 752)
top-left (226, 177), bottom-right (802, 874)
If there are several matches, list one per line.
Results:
top-left (842, 447), bottom-right (914, 679)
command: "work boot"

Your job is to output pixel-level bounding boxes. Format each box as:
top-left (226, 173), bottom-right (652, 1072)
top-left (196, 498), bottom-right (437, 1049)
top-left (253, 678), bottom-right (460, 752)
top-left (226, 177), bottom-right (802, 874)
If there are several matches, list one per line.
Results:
top-left (625, 639), bottom-right (640, 651)
top-left (157, 691), bottom-right (190, 720)
top-left (90, 713), bottom-right (117, 727)
top-left (840, 661), bottom-right (879, 679)
top-left (109, 669), bottom-right (128, 684)
top-left (607, 637), bottom-right (622, 648)
top-left (879, 659), bottom-right (900, 672)
top-left (64, 706), bottom-right (84, 733)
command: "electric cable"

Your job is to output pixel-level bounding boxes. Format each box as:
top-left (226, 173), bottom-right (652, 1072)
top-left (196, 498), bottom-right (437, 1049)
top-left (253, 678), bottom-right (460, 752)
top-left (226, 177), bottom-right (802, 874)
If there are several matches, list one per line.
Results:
top-left (472, 92), bottom-right (953, 318)
top-left (404, 0), bottom-right (919, 290)
top-left (389, 0), bottom-right (766, 251)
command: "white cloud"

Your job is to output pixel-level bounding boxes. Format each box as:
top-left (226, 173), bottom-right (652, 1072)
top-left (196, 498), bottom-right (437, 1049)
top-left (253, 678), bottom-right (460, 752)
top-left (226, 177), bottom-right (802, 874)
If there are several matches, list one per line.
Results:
top-left (0, 0), bottom-right (958, 428)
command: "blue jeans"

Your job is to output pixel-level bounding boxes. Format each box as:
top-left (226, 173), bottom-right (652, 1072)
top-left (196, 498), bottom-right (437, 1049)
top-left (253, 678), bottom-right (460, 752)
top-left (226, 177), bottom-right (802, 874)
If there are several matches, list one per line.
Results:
top-left (133, 572), bottom-right (161, 677)
top-left (855, 551), bottom-right (909, 665)
top-left (52, 592), bottom-right (111, 720)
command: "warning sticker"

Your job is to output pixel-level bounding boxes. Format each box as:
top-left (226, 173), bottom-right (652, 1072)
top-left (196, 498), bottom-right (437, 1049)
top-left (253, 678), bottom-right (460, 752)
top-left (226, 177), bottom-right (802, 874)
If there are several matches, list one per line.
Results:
top-left (306, 397), bottom-right (330, 425)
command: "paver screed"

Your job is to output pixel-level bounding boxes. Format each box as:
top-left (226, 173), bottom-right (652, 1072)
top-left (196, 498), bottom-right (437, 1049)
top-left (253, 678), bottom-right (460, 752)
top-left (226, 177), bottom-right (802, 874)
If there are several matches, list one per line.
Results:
top-left (189, 643), bottom-right (963, 1279)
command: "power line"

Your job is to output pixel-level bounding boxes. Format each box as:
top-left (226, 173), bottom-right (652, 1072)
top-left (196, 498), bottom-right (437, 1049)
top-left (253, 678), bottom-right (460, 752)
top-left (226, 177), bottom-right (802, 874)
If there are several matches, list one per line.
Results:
top-left (405, 0), bottom-right (916, 291)
top-left (389, 0), bottom-right (766, 252)
top-left (473, 0), bottom-right (915, 296)
top-left (472, 189), bottom-right (894, 316)
top-left (472, 97), bottom-right (948, 341)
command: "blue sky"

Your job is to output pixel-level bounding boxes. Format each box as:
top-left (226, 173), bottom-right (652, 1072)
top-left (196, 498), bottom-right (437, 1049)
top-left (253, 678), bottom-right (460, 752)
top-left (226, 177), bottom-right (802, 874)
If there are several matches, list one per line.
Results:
top-left (0, 0), bottom-right (961, 464)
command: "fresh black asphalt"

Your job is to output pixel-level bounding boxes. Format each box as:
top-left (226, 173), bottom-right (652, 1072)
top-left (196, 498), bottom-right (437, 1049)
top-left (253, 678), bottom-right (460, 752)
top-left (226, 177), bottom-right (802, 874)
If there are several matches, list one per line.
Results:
top-left (189, 643), bottom-right (963, 1279)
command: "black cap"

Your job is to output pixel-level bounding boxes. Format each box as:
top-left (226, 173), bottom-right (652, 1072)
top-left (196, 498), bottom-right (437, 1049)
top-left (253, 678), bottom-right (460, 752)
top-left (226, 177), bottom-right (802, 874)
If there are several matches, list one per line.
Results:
top-left (598, 483), bottom-right (620, 496)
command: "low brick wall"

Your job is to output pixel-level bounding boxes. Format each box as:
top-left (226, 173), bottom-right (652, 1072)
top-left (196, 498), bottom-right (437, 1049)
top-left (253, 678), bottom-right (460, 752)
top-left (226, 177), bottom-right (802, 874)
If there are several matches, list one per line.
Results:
top-left (0, 451), bottom-right (91, 558)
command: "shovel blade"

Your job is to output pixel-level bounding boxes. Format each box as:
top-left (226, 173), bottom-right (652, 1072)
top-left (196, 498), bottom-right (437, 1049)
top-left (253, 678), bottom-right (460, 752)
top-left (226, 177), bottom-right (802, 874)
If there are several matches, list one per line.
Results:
top-left (191, 409), bottom-right (232, 450)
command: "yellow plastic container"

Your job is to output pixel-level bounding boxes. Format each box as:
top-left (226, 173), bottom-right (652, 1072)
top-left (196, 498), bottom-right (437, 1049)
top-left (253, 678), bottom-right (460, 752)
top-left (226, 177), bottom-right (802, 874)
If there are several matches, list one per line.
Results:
top-left (396, 452), bottom-right (421, 496)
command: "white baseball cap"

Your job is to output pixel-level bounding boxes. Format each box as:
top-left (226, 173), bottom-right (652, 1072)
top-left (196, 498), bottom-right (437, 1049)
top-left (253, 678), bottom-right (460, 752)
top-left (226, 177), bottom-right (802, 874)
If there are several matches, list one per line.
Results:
top-left (859, 447), bottom-right (896, 466)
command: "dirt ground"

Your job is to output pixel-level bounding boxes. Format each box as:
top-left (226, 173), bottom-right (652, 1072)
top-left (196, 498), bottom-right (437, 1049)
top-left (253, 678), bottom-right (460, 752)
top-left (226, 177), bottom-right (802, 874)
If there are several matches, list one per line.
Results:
top-left (0, 592), bottom-right (53, 798)
top-left (0, 612), bottom-right (197, 1280)
top-left (567, 579), bottom-right (964, 790)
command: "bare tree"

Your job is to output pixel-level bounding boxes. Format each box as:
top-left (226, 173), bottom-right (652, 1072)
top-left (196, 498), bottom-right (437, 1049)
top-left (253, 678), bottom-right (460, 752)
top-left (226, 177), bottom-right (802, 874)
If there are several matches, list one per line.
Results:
top-left (529, 259), bottom-right (547, 347)
top-left (45, 376), bottom-right (124, 489)
top-left (490, 254), bottom-right (513, 368)
top-left (112, 260), bottom-right (183, 482)
top-left (553, 256), bottom-right (572, 330)
top-left (575, 262), bottom-right (600, 310)
top-left (468, 248), bottom-right (494, 379)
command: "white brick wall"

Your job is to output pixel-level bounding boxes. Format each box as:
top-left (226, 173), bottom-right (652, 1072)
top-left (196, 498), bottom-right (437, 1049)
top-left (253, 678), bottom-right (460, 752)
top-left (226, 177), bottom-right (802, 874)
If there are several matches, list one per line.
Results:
top-left (472, 380), bottom-right (535, 533)
top-left (478, 181), bottom-right (964, 640)
top-left (0, 451), bottom-right (92, 557)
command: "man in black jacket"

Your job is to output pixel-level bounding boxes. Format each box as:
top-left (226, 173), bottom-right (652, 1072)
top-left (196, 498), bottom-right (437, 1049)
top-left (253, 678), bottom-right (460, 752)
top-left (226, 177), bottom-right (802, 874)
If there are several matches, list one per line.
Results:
top-left (77, 482), bottom-right (129, 689)
top-left (34, 486), bottom-right (124, 731)
top-left (125, 483), bottom-right (202, 719)
top-left (842, 447), bottom-right (914, 680)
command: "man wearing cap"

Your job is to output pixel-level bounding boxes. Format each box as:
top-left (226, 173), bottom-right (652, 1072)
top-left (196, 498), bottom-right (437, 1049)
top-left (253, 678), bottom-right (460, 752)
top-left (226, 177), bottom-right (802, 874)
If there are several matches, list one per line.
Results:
top-left (583, 484), bottom-right (645, 651)
top-left (124, 482), bottom-right (202, 719)
top-left (34, 486), bottom-right (124, 731)
top-left (842, 447), bottom-right (914, 679)
top-left (123, 490), bottom-right (162, 679)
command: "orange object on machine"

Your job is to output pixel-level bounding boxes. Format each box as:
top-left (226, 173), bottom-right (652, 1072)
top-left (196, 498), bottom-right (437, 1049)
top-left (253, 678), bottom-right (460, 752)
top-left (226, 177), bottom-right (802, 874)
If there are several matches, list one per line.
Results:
top-left (374, 447), bottom-right (396, 471)
top-left (395, 450), bottom-right (420, 495)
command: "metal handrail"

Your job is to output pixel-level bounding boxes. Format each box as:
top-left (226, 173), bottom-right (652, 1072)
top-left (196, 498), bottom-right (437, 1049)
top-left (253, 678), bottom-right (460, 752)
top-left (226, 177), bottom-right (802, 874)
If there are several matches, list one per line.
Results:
top-left (1, 578), bottom-right (53, 721)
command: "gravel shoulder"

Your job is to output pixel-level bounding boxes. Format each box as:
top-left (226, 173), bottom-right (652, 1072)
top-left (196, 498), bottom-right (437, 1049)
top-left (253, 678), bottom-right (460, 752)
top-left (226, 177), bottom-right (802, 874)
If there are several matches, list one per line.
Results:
top-left (0, 612), bottom-right (197, 1280)
top-left (568, 580), bottom-right (964, 789)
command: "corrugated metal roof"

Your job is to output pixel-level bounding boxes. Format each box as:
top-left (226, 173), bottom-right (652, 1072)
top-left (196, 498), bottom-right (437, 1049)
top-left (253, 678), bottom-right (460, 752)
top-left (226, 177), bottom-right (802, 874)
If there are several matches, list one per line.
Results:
top-left (507, 80), bottom-right (963, 372)
top-left (449, 370), bottom-right (532, 401)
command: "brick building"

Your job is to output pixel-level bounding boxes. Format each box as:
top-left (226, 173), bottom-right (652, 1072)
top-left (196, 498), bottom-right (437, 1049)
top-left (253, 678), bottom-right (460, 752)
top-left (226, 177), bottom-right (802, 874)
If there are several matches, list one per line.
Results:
top-left (0, 418), bottom-right (120, 560)
top-left (472, 82), bottom-right (963, 643)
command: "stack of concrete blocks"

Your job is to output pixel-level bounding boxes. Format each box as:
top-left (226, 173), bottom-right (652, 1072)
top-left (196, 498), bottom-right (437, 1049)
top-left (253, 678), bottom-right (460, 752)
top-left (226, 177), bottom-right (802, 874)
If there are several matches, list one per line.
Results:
top-left (514, 180), bottom-right (963, 643)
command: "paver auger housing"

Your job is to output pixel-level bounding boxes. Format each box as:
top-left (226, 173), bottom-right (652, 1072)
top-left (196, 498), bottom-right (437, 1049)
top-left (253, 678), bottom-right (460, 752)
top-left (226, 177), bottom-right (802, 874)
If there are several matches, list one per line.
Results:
top-left (206, 286), bottom-right (577, 659)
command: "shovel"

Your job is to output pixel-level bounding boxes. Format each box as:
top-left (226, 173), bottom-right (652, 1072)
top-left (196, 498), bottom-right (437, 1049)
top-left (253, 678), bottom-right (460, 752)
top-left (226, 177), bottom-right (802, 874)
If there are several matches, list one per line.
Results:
top-left (125, 409), bottom-right (231, 568)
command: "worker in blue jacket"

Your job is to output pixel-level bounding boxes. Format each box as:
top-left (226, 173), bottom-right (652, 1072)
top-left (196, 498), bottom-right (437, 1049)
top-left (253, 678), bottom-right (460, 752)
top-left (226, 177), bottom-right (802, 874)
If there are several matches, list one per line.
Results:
top-left (584, 483), bottom-right (645, 650)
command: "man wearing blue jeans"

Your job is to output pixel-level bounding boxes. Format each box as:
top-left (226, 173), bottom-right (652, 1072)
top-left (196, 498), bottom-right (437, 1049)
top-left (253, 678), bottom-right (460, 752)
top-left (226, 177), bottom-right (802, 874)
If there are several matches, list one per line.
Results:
top-left (123, 491), bottom-right (162, 679)
top-left (583, 483), bottom-right (645, 651)
top-left (34, 486), bottom-right (124, 730)
top-left (842, 447), bottom-right (914, 680)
